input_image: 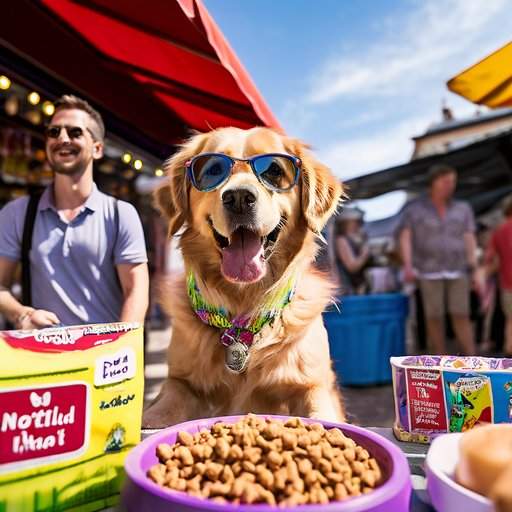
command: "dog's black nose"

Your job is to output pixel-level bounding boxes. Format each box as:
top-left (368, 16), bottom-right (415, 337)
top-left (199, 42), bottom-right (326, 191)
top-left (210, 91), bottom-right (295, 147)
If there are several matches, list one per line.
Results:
top-left (222, 187), bottom-right (257, 215)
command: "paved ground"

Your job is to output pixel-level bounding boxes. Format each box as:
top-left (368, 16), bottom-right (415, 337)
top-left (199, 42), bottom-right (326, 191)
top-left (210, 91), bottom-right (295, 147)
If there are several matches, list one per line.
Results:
top-left (342, 385), bottom-right (395, 427)
top-left (144, 327), bottom-right (396, 427)
top-left (144, 327), bottom-right (171, 404)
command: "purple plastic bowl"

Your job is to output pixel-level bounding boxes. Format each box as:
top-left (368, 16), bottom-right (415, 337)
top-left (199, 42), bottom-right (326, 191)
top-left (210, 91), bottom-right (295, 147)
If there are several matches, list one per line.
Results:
top-left (121, 415), bottom-right (411, 512)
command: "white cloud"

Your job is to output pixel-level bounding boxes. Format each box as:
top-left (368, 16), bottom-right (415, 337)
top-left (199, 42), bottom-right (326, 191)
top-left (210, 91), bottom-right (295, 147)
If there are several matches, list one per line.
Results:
top-left (334, 110), bottom-right (387, 131)
top-left (320, 115), bottom-right (431, 180)
top-left (278, 0), bottom-right (512, 220)
top-left (309, 0), bottom-right (510, 104)
top-left (279, 98), bottom-right (318, 140)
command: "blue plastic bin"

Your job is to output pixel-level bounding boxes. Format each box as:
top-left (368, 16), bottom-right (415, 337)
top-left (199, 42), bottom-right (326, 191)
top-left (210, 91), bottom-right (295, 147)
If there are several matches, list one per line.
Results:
top-left (323, 293), bottom-right (408, 386)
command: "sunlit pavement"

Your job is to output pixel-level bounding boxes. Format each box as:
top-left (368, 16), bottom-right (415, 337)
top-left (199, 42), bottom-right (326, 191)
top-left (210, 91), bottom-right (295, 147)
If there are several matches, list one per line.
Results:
top-left (144, 326), bottom-right (171, 405)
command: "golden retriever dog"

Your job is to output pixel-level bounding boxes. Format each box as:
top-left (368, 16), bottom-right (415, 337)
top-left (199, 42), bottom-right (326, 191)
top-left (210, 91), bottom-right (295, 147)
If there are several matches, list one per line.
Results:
top-left (143, 127), bottom-right (345, 428)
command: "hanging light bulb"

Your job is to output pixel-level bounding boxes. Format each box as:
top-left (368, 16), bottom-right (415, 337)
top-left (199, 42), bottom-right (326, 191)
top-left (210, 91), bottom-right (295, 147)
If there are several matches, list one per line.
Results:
top-left (133, 159), bottom-right (143, 171)
top-left (26, 109), bottom-right (42, 125)
top-left (34, 149), bottom-right (46, 162)
top-left (27, 92), bottom-right (40, 105)
top-left (42, 101), bottom-right (55, 116)
top-left (154, 168), bottom-right (164, 177)
top-left (122, 152), bottom-right (132, 164)
top-left (122, 168), bottom-right (135, 180)
top-left (5, 94), bottom-right (19, 116)
top-left (0, 75), bottom-right (11, 90)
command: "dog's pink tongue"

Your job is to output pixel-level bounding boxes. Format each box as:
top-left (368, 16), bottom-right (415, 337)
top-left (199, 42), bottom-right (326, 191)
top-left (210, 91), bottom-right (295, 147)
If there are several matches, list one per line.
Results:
top-left (221, 229), bottom-right (265, 282)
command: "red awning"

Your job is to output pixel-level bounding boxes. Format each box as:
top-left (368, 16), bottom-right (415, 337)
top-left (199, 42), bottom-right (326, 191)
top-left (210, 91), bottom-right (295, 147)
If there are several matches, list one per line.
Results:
top-left (1, 0), bottom-right (280, 151)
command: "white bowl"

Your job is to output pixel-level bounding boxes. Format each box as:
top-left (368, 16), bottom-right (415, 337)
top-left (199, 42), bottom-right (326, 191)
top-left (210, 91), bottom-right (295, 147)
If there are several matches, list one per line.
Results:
top-left (426, 433), bottom-right (494, 512)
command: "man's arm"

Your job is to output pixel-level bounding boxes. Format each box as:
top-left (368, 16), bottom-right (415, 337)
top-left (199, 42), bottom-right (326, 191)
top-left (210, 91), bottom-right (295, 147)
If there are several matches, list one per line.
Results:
top-left (335, 237), bottom-right (369, 273)
top-left (484, 233), bottom-right (499, 277)
top-left (0, 256), bottom-right (26, 324)
top-left (464, 232), bottom-right (478, 270)
top-left (399, 227), bottom-right (416, 282)
top-left (0, 256), bottom-right (59, 328)
top-left (117, 262), bottom-right (149, 324)
top-left (464, 231), bottom-right (484, 293)
top-left (463, 203), bottom-right (478, 271)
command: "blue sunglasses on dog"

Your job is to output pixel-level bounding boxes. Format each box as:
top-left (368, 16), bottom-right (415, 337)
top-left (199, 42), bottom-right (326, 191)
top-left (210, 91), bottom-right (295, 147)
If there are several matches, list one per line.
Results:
top-left (185, 153), bottom-right (302, 192)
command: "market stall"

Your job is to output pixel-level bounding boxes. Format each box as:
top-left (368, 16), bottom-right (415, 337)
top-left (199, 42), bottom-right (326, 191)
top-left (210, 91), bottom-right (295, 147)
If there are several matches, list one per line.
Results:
top-left (0, 0), bottom-right (281, 326)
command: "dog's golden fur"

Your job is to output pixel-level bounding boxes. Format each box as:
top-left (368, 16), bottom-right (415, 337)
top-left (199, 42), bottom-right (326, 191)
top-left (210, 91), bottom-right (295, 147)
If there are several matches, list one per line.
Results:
top-left (143, 127), bottom-right (345, 428)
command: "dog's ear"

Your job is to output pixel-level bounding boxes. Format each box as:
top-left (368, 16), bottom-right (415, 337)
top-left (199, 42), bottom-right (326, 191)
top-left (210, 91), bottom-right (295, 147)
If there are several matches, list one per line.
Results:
top-left (285, 137), bottom-right (345, 233)
top-left (154, 180), bottom-right (185, 237)
top-left (153, 132), bottom-right (210, 236)
top-left (154, 163), bottom-right (189, 237)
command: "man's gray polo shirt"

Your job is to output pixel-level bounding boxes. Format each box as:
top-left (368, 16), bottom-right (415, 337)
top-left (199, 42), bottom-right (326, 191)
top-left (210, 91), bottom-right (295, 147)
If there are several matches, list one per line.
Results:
top-left (399, 197), bottom-right (475, 276)
top-left (0, 184), bottom-right (148, 326)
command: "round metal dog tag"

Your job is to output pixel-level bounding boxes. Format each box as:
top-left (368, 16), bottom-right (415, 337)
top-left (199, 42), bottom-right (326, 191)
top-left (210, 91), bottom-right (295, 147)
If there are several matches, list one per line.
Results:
top-left (225, 340), bottom-right (249, 373)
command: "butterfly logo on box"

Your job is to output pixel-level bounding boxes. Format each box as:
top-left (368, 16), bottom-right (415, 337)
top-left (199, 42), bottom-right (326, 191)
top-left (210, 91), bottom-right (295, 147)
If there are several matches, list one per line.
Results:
top-left (0, 383), bottom-right (89, 472)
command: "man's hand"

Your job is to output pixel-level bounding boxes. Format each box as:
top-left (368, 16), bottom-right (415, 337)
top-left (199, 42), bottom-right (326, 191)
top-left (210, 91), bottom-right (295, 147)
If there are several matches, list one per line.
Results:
top-left (403, 265), bottom-right (417, 283)
top-left (471, 267), bottom-right (486, 298)
top-left (18, 308), bottom-right (60, 330)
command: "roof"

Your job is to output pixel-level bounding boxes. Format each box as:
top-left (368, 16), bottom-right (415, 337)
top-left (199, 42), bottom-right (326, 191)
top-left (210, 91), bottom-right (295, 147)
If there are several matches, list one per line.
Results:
top-left (0, 0), bottom-right (281, 158)
top-left (346, 128), bottom-right (512, 215)
top-left (415, 107), bottom-right (512, 138)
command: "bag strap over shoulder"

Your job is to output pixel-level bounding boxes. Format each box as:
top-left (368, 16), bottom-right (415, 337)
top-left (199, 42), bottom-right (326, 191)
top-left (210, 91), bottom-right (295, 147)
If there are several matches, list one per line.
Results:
top-left (113, 197), bottom-right (120, 250)
top-left (111, 197), bottom-right (123, 292)
top-left (21, 191), bottom-right (42, 307)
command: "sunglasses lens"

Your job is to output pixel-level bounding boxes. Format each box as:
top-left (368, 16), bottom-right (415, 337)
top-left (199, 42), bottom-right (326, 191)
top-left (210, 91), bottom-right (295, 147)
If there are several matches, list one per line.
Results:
top-left (46, 126), bottom-right (61, 138)
top-left (191, 155), bottom-right (231, 191)
top-left (45, 126), bottom-right (85, 139)
top-left (67, 127), bottom-right (84, 139)
top-left (253, 155), bottom-right (297, 190)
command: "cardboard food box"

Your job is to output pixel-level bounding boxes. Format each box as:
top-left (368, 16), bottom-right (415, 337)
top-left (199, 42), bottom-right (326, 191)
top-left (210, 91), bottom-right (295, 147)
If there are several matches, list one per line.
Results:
top-left (0, 322), bottom-right (144, 511)
top-left (391, 355), bottom-right (512, 443)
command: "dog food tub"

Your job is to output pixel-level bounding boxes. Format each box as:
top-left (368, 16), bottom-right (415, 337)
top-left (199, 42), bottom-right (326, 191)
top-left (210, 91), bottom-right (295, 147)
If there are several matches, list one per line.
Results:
top-left (121, 415), bottom-right (411, 511)
top-left (323, 293), bottom-right (408, 386)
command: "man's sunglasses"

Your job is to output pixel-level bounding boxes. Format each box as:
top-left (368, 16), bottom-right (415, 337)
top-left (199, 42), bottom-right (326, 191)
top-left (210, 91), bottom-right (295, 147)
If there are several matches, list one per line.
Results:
top-left (185, 153), bottom-right (302, 192)
top-left (45, 125), bottom-right (93, 140)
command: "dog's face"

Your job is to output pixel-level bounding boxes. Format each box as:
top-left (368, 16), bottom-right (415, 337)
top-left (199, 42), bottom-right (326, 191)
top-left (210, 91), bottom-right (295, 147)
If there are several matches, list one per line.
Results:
top-left (155, 127), bottom-right (343, 285)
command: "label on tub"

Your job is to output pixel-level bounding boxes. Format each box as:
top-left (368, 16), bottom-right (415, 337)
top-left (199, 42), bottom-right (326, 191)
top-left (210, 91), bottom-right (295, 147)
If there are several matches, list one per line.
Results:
top-left (406, 368), bottom-right (448, 431)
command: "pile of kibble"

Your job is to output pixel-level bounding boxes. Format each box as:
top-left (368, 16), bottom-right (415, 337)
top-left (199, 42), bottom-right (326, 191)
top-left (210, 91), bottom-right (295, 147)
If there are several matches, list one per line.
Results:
top-left (147, 415), bottom-right (382, 506)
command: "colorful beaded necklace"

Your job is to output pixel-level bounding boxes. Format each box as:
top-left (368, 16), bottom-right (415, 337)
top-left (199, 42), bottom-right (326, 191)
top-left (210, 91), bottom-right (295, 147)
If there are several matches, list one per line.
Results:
top-left (187, 272), bottom-right (295, 373)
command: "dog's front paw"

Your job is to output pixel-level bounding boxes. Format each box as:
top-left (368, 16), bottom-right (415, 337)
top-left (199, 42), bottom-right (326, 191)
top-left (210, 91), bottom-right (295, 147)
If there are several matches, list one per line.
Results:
top-left (142, 402), bottom-right (183, 429)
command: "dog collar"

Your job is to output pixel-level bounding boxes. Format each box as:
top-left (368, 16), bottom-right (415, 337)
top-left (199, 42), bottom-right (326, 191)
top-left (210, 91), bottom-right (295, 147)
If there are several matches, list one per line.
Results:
top-left (187, 271), bottom-right (295, 373)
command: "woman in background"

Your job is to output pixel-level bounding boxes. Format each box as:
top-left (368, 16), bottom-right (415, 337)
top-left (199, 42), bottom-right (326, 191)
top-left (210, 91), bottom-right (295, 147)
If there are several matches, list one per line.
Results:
top-left (334, 207), bottom-right (370, 295)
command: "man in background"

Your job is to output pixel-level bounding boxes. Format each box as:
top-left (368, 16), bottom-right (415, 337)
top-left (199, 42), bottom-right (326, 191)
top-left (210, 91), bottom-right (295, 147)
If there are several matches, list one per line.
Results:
top-left (0, 94), bottom-right (149, 329)
top-left (399, 164), bottom-right (477, 355)
top-left (485, 197), bottom-right (512, 356)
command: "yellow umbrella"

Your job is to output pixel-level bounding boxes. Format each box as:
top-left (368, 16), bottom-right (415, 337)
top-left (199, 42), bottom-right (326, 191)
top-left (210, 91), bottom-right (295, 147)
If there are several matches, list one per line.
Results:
top-left (447, 41), bottom-right (512, 108)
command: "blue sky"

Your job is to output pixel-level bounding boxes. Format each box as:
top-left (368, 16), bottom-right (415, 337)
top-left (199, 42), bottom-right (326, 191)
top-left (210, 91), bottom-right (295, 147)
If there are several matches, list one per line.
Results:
top-left (204, 0), bottom-right (511, 220)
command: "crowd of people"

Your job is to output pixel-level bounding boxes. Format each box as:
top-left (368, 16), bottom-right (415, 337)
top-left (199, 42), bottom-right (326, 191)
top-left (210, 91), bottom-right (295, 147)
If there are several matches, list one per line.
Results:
top-left (329, 164), bottom-right (512, 357)
top-left (0, 93), bottom-right (509, 359)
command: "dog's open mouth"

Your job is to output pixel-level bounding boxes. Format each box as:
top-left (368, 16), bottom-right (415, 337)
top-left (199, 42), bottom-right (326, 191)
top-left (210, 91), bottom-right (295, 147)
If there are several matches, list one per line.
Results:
top-left (209, 219), bottom-right (283, 283)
